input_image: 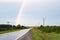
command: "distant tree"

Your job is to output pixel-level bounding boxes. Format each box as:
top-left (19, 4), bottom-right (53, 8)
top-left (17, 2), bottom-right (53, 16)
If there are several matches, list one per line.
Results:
top-left (7, 21), bottom-right (10, 25)
top-left (21, 25), bottom-right (27, 29)
top-left (16, 24), bottom-right (22, 29)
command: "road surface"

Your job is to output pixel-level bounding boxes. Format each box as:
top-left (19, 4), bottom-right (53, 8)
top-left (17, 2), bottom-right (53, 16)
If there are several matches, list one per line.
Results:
top-left (0, 29), bottom-right (31, 40)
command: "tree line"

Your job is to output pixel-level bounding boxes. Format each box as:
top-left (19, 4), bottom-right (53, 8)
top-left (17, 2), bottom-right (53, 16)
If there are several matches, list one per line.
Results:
top-left (37, 25), bottom-right (60, 33)
top-left (0, 24), bottom-right (28, 31)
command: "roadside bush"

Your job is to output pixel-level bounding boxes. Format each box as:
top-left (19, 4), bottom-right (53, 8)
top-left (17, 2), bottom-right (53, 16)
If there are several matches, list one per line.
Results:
top-left (38, 25), bottom-right (60, 33)
top-left (0, 24), bottom-right (28, 31)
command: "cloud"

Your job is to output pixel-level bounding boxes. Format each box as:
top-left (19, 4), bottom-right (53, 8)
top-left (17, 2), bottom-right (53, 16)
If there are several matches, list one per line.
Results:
top-left (26, 0), bottom-right (60, 5)
top-left (0, 0), bottom-right (21, 3)
top-left (25, 0), bottom-right (60, 8)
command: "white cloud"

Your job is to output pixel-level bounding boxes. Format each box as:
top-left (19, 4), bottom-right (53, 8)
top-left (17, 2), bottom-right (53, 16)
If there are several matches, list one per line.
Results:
top-left (25, 0), bottom-right (60, 8)
top-left (26, 0), bottom-right (60, 5)
top-left (0, 0), bottom-right (21, 3)
top-left (27, 0), bottom-right (59, 3)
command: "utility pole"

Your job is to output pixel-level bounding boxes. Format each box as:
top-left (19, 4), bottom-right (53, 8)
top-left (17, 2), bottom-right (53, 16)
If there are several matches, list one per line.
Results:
top-left (7, 21), bottom-right (10, 25)
top-left (43, 17), bottom-right (45, 26)
top-left (7, 21), bottom-right (13, 30)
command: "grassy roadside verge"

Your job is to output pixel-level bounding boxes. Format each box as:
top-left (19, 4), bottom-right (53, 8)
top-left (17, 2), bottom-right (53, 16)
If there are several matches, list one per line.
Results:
top-left (31, 28), bottom-right (60, 40)
top-left (36, 28), bottom-right (60, 40)
top-left (31, 28), bottom-right (43, 40)
top-left (0, 29), bottom-right (21, 34)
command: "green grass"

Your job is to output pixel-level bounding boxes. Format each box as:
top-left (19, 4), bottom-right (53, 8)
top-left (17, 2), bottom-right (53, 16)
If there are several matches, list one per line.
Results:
top-left (0, 29), bottom-right (21, 34)
top-left (47, 33), bottom-right (60, 40)
top-left (31, 28), bottom-right (60, 40)
top-left (31, 28), bottom-right (43, 40)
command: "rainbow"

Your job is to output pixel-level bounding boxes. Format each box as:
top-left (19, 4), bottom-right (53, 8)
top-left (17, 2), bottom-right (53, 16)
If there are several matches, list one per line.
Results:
top-left (15, 0), bottom-right (25, 26)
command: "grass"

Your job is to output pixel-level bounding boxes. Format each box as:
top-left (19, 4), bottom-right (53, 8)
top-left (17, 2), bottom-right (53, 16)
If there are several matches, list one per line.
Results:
top-left (47, 33), bottom-right (60, 40)
top-left (0, 29), bottom-right (21, 34)
top-left (31, 28), bottom-right (60, 40)
top-left (31, 28), bottom-right (43, 40)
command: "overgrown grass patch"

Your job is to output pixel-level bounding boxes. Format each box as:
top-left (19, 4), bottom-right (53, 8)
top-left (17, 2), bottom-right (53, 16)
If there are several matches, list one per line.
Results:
top-left (31, 28), bottom-right (60, 40)
top-left (47, 33), bottom-right (60, 40)
top-left (31, 28), bottom-right (43, 40)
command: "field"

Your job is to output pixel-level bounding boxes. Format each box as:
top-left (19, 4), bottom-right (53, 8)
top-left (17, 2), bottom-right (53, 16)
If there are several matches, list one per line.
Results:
top-left (31, 28), bottom-right (43, 40)
top-left (0, 29), bottom-right (21, 34)
top-left (0, 24), bottom-right (28, 34)
top-left (31, 28), bottom-right (60, 40)
top-left (1, 25), bottom-right (60, 40)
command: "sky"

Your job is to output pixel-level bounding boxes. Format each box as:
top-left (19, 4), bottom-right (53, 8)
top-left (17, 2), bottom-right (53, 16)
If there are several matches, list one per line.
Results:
top-left (0, 0), bottom-right (60, 26)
